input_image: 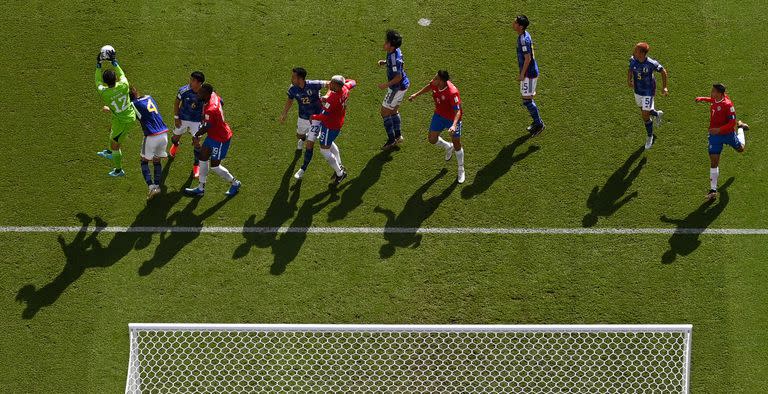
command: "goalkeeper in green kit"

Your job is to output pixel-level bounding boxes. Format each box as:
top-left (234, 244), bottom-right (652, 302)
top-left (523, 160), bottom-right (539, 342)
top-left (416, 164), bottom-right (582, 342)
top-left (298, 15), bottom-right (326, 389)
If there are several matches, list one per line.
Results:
top-left (95, 47), bottom-right (136, 177)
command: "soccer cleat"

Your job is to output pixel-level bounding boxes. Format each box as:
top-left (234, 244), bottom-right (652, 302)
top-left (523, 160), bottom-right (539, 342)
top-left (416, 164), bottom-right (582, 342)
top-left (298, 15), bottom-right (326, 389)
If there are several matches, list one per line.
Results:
top-left (226, 180), bottom-right (242, 196)
top-left (97, 150), bottom-right (112, 160)
top-left (457, 166), bottom-right (466, 184)
top-left (192, 165), bottom-right (200, 179)
top-left (644, 134), bottom-right (656, 150)
top-left (108, 168), bottom-right (125, 177)
top-left (381, 141), bottom-right (397, 151)
top-left (147, 185), bottom-right (160, 201)
top-left (169, 143), bottom-right (179, 158)
top-left (297, 139), bottom-right (304, 151)
top-left (444, 146), bottom-right (454, 161)
top-left (294, 168), bottom-right (305, 180)
top-left (706, 189), bottom-right (719, 201)
top-left (526, 123), bottom-right (535, 132)
top-left (737, 120), bottom-right (750, 131)
top-left (530, 123), bottom-right (546, 137)
top-left (184, 186), bottom-right (205, 197)
top-left (333, 171), bottom-right (348, 185)
top-left (653, 110), bottom-right (664, 128)
top-left (395, 135), bottom-right (404, 144)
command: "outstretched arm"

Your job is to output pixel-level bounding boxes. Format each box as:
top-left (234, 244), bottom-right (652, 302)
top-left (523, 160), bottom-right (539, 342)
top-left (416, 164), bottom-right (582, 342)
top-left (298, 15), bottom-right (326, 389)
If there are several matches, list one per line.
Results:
top-left (408, 83), bottom-right (431, 101)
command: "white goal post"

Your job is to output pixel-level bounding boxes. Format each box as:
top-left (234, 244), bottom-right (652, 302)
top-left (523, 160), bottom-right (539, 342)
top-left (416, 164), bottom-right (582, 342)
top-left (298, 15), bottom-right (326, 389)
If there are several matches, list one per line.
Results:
top-left (125, 323), bottom-right (692, 393)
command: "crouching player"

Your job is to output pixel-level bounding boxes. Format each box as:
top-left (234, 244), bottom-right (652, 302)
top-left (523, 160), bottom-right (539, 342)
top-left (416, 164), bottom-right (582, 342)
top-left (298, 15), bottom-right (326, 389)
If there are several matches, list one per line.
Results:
top-left (184, 83), bottom-right (241, 197)
top-left (408, 70), bottom-right (466, 184)
top-left (130, 87), bottom-right (169, 200)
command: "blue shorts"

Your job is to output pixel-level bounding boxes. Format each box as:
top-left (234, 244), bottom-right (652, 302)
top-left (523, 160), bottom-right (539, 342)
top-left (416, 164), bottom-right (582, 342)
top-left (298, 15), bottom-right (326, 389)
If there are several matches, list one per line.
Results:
top-left (203, 137), bottom-right (231, 160)
top-left (429, 113), bottom-right (462, 138)
top-left (318, 125), bottom-right (340, 146)
top-left (708, 132), bottom-right (741, 155)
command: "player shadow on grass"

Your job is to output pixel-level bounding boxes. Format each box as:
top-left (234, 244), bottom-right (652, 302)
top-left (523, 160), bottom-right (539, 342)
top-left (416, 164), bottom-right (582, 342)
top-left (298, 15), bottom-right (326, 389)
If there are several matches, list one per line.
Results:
top-left (270, 183), bottom-right (347, 275)
top-left (375, 169), bottom-right (458, 258)
top-left (461, 134), bottom-right (539, 199)
top-left (660, 177), bottom-right (734, 264)
top-left (15, 165), bottom-right (188, 319)
top-left (327, 150), bottom-right (395, 222)
top-left (233, 152), bottom-right (302, 260)
top-left (582, 147), bottom-right (647, 227)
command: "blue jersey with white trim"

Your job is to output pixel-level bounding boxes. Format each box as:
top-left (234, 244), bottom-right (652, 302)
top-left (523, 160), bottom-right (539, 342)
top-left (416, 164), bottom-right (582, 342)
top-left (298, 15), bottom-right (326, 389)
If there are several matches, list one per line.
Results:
top-left (629, 56), bottom-right (664, 96)
top-left (386, 48), bottom-right (410, 90)
top-left (177, 84), bottom-right (203, 122)
top-left (516, 31), bottom-right (539, 78)
top-left (287, 80), bottom-right (326, 120)
top-left (132, 95), bottom-right (168, 136)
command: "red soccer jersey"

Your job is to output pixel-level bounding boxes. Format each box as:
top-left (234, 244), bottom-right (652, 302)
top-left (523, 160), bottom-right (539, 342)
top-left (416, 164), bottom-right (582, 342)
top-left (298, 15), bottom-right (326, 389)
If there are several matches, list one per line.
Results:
top-left (696, 95), bottom-right (736, 134)
top-left (312, 80), bottom-right (356, 130)
top-left (203, 92), bottom-right (233, 143)
top-left (431, 81), bottom-right (462, 121)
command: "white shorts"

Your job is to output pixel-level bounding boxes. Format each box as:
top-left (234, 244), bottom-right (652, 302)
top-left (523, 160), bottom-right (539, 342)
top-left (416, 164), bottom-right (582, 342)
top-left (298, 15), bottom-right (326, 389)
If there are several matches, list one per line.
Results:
top-left (634, 94), bottom-right (655, 111)
top-left (296, 118), bottom-right (317, 142)
top-left (520, 78), bottom-right (537, 96)
top-left (141, 133), bottom-right (169, 161)
top-left (173, 120), bottom-right (201, 136)
top-left (382, 88), bottom-right (407, 110)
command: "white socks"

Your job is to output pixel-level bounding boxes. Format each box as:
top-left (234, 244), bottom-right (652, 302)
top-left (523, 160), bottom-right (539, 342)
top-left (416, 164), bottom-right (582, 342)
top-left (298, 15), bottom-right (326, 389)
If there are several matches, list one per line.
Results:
top-left (710, 167), bottom-right (719, 190)
top-left (455, 148), bottom-right (465, 167)
top-left (321, 148), bottom-right (343, 176)
top-left (737, 128), bottom-right (746, 148)
top-left (212, 165), bottom-right (235, 183)
top-left (435, 137), bottom-right (452, 150)
top-left (198, 160), bottom-right (209, 190)
top-left (330, 142), bottom-right (342, 166)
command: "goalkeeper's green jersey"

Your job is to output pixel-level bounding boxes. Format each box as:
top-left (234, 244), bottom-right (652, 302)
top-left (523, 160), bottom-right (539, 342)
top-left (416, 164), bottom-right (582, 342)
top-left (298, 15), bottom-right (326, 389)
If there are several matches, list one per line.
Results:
top-left (95, 63), bottom-right (136, 123)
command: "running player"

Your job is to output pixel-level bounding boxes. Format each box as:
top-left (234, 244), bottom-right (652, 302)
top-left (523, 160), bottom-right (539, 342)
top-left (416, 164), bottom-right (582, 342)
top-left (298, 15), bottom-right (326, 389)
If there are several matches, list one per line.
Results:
top-left (309, 75), bottom-right (356, 185)
top-left (695, 83), bottom-right (749, 200)
top-left (278, 67), bottom-right (329, 179)
top-left (377, 29), bottom-right (410, 150)
top-left (628, 42), bottom-right (669, 150)
top-left (408, 70), bottom-right (466, 184)
top-left (184, 83), bottom-right (241, 197)
top-left (170, 71), bottom-right (205, 178)
top-left (513, 15), bottom-right (545, 136)
top-left (94, 50), bottom-right (136, 177)
top-left (130, 87), bottom-right (169, 200)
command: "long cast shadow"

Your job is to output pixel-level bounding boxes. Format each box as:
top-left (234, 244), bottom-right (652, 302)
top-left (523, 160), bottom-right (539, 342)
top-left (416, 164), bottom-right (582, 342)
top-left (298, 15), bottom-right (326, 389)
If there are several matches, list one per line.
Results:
top-left (582, 147), bottom-right (647, 227)
top-left (660, 177), bottom-right (734, 264)
top-left (15, 168), bottom-right (189, 319)
top-left (233, 152), bottom-right (302, 259)
top-left (461, 134), bottom-right (539, 199)
top-left (375, 169), bottom-right (458, 258)
top-left (328, 150), bottom-right (394, 222)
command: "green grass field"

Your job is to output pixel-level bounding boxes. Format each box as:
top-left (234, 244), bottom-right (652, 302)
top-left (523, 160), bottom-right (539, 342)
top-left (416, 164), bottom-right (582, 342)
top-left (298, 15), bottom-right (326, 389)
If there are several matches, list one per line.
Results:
top-left (1, 0), bottom-right (767, 392)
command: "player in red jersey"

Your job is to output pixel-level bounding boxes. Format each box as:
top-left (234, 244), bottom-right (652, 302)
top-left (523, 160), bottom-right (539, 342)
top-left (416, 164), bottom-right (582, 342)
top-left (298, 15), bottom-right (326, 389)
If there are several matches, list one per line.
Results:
top-left (184, 83), bottom-right (241, 197)
top-left (308, 75), bottom-right (356, 185)
top-left (408, 70), bottom-right (466, 183)
top-left (695, 83), bottom-right (749, 200)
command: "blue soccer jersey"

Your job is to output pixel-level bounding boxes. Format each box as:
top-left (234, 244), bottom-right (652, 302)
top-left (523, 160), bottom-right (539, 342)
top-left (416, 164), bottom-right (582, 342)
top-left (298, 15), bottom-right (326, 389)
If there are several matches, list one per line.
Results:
top-left (177, 84), bottom-right (203, 122)
top-left (386, 48), bottom-right (410, 90)
top-left (287, 80), bottom-right (326, 120)
top-left (629, 56), bottom-right (664, 96)
top-left (133, 95), bottom-right (169, 136)
top-left (516, 31), bottom-right (539, 78)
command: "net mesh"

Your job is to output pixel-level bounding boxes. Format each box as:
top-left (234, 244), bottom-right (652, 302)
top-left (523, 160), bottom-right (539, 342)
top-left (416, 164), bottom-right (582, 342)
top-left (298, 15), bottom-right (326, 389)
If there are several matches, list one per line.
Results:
top-left (125, 326), bottom-right (690, 393)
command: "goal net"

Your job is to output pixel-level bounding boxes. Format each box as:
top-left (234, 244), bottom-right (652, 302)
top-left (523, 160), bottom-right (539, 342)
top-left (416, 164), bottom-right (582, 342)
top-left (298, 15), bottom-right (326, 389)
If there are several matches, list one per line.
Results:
top-left (125, 324), bottom-right (692, 393)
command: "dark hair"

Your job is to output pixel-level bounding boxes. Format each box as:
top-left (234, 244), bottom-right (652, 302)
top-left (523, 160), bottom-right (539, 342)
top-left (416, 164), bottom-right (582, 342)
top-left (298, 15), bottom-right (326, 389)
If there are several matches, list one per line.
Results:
top-left (713, 83), bottom-right (726, 93)
top-left (292, 67), bottom-right (307, 80)
top-left (436, 70), bottom-right (451, 82)
top-left (190, 71), bottom-right (205, 83)
top-left (102, 70), bottom-right (117, 87)
top-left (129, 86), bottom-right (139, 101)
top-left (515, 15), bottom-right (530, 29)
top-left (386, 29), bottom-right (403, 48)
top-left (200, 83), bottom-right (214, 96)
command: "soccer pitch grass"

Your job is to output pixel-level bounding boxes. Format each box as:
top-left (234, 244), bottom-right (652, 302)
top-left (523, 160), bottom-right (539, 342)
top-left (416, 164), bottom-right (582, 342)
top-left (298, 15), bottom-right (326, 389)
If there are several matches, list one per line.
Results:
top-left (1, 0), bottom-right (767, 392)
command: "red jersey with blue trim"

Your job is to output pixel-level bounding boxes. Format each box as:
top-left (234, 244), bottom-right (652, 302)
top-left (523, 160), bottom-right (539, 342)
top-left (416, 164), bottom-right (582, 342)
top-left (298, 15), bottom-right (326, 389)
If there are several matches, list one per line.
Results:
top-left (312, 80), bottom-right (356, 130)
top-left (431, 81), bottom-right (462, 120)
top-left (696, 95), bottom-right (736, 134)
top-left (203, 92), bottom-right (232, 143)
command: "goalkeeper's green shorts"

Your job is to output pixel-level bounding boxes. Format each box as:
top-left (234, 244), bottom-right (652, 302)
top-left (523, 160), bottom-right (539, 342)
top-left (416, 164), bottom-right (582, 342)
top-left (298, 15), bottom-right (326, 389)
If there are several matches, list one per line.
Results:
top-left (110, 118), bottom-right (135, 144)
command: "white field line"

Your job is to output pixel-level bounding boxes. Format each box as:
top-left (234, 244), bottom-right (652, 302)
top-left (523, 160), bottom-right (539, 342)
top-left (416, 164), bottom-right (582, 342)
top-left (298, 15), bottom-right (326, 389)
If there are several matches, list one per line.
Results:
top-left (1, 226), bottom-right (767, 235)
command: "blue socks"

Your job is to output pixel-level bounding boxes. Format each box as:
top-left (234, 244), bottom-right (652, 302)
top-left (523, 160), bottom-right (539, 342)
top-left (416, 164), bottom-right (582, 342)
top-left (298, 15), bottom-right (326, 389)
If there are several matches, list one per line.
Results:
top-left (301, 148), bottom-right (314, 171)
top-left (392, 113), bottom-right (402, 139)
top-left (141, 161), bottom-right (152, 185)
top-left (644, 120), bottom-right (654, 136)
top-left (523, 99), bottom-right (542, 125)
top-left (193, 147), bottom-right (201, 166)
top-left (153, 162), bottom-right (162, 186)
top-left (383, 115), bottom-right (395, 144)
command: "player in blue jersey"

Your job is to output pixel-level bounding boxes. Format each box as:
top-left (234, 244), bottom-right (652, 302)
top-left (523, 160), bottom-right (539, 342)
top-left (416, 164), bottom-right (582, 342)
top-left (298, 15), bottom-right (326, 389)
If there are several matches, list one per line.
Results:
top-left (377, 30), bottom-right (410, 150)
top-left (628, 42), bottom-right (669, 150)
top-left (279, 67), bottom-right (329, 179)
top-left (170, 71), bottom-right (205, 178)
top-left (130, 87), bottom-right (169, 200)
top-left (513, 15), bottom-right (545, 136)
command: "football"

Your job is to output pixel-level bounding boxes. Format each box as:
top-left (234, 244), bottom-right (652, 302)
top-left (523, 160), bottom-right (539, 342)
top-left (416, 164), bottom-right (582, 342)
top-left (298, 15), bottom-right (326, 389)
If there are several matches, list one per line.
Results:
top-left (99, 45), bottom-right (115, 61)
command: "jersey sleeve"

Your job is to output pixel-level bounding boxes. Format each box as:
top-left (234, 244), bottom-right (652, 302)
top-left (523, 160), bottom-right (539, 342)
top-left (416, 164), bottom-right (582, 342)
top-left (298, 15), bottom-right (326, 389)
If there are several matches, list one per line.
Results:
top-left (95, 67), bottom-right (105, 91)
top-left (519, 35), bottom-right (532, 55)
top-left (650, 58), bottom-right (664, 71)
top-left (113, 63), bottom-right (128, 84)
top-left (389, 52), bottom-right (402, 75)
top-left (286, 85), bottom-right (295, 99)
top-left (344, 79), bottom-right (357, 90)
top-left (451, 90), bottom-right (462, 111)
